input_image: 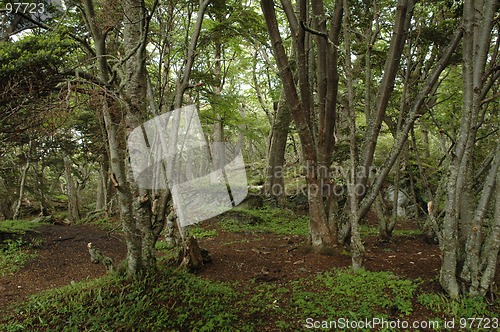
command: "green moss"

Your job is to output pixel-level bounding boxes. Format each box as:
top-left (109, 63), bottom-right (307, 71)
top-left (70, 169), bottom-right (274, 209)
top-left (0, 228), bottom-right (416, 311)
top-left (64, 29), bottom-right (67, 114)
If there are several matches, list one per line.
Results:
top-left (0, 219), bottom-right (42, 235)
top-left (220, 206), bottom-right (309, 236)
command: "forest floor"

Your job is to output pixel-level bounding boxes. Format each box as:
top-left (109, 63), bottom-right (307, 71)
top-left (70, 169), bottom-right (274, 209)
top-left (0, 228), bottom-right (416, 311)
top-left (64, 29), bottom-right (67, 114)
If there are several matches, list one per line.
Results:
top-left (0, 223), bottom-right (126, 314)
top-left (0, 213), bottom-right (449, 318)
top-left (197, 219), bottom-right (442, 287)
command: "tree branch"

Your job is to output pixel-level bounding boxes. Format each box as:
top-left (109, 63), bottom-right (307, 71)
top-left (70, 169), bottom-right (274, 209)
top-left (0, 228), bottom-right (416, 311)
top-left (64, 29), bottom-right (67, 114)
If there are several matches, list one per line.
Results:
top-left (16, 12), bottom-right (95, 57)
top-left (300, 20), bottom-right (328, 38)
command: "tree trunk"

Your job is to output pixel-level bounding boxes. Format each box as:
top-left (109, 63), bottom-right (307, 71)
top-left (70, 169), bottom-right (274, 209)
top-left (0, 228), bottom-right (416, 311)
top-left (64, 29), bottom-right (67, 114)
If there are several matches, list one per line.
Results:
top-left (307, 177), bottom-right (335, 251)
top-left (342, 0), bottom-right (364, 268)
top-left (122, 0), bottom-right (161, 273)
top-left (265, 91), bottom-right (291, 204)
top-left (63, 155), bottom-right (80, 223)
top-left (358, 0), bottom-right (415, 193)
top-left (478, 160), bottom-right (500, 295)
top-left (34, 162), bottom-right (49, 216)
top-left (173, 0), bottom-right (210, 109)
top-left (102, 100), bottom-right (143, 275)
top-left (13, 142), bottom-right (31, 220)
top-left (439, 0), bottom-right (498, 298)
top-left (95, 152), bottom-right (110, 211)
top-left (261, 0), bottom-right (342, 252)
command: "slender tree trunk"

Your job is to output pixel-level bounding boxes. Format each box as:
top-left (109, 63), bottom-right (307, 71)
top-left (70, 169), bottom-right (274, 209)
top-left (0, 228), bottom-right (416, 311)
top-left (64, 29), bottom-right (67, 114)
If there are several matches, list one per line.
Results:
top-left (343, 0), bottom-right (364, 269)
top-left (464, 145), bottom-right (500, 295)
top-left (253, 50), bottom-right (274, 125)
top-left (358, 0), bottom-right (415, 193)
top-left (478, 158), bottom-right (500, 295)
top-left (95, 168), bottom-right (105, 211)
top-left (265, 91), bottom-right (291, 203)
top-left (13, 141), bottom-right (31, 220)
top-left (173, 0), bottom-right (210, 109)
top-left (13, 161), bottom-right (29, 220)
top-left (102, 99), bottom-right (143, 275)
top-left (96, 150), bottom-right (111, 211)
top-left (34, 162), bottom-right (49, 216)
top-left (212, 40), bottom-right (224, 172)
top-left (338, 22), bottom-right (463, 256)
top-left (64, 155), bottom-right (80, 223)
top-left (421, 128), bottom-right (431, 159)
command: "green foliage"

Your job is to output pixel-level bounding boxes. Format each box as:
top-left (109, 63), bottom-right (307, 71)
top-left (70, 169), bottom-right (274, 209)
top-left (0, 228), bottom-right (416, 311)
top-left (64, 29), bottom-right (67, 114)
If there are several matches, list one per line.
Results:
top-left (233, 282), bottom-right (288, 329)
top-left (154, 240), bottom-right (174, 251)
top-left (0, 220), bottom-right (41, 276)
top-left (0, 220), bottom-right (41, 235)
top-left (418, 293), bottom-right (499, 318)
top-left (0, 31), bottom-right (76, 75)
top-left (360, 225), bottom-right (423, 237)
top-left (220, 206), bottom-right (309, 236)
top-left (3, 263), bottom-right (496, 331)
top-left (291, 269), bottom-right (421, 320)
top-left (1, 268), bottom-right (241, 331)
top-left (0, 32), bottom-right (76, 103)
top-left (0, 238), bottom-right (36, 277)
top-left (360, 224), bottom-right (379, 236)
top-left (190, 227), bottom-right (218, 239)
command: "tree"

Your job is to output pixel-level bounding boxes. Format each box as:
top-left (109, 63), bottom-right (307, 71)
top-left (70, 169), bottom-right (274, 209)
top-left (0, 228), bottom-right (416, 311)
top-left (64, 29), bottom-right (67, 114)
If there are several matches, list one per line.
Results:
top-left (439, 0), bottom-right (499, 298)
top-left (261, 0), bottom-right (465, 270)
top-left (261, 0), bottom-right (343, 253)
top-left (79, 0), bottom-right (215, 276)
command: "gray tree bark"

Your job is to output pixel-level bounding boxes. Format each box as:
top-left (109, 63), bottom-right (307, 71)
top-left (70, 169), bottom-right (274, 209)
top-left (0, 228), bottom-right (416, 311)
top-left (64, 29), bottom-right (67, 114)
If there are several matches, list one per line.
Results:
top-left (13, 140), bottom-right (31, 220)
top-left (439, 0), bottom-right (498, 298)
top-left (265, 91), bottom-right (291, 204)
top-left (63, 155), bottom-right (81, 223)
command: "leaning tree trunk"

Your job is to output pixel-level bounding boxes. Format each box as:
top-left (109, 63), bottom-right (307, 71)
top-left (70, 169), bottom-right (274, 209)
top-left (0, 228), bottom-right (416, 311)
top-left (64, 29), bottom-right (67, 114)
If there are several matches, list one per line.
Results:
top-left (265, 91), bottom-right (291, 204)
top-left (261, 0), bottom-right (342, 252)
top-left (357, 0), bottom-right (414, 195)
top-left (338, 16), bottom-right (463, 262)
top-left (13, 142), bottom-right (31, 220)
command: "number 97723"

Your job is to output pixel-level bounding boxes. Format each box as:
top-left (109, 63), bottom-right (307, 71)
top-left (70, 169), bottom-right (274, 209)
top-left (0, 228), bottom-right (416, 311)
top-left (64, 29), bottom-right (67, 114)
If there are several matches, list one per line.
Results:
top-left (4, 2), bottom-right (45, 15)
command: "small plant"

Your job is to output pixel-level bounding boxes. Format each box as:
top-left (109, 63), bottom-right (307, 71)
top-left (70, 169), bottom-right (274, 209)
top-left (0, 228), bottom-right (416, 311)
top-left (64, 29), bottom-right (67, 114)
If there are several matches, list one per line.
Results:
top-left (189, 227), bottom-right (217, 239)
top-left (290, 268), bottom-right (421, 320)
top-left (0, 267), bottom-right (243, 331)
top-left (418, 293), bottom-right (499, 318)
top-left (0, 238), bottom-right (36, 276)
top-left (359, 225), bottom-right (379, 236)
top-left (30, 237), bottom-right (44, 248)
top-left (155, 241), bottom-right (175, 251)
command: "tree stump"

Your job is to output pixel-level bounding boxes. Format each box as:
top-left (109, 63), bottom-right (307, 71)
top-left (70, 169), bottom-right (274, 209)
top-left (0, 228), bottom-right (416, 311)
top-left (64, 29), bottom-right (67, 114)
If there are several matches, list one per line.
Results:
top-left (87, 242), bottom-right (115, 273)
top-left (177, 236), bottom-right (212, 272)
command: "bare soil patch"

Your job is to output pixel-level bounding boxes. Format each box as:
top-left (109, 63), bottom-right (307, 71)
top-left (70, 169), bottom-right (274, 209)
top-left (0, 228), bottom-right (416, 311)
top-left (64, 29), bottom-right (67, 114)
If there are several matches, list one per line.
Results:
top-left (0, 224), bottom-right (126, 316)
top-left (197, 221), bottom-right (442, 285)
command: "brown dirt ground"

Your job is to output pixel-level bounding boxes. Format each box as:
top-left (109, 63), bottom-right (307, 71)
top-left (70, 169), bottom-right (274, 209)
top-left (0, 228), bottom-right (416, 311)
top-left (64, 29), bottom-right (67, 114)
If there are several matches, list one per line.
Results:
top-left (0, 224), bottom-right (126, 317)
top-left (197, 220), bottom-right (442, 284)
top-left (0, 217), bottom-right (498, 323)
